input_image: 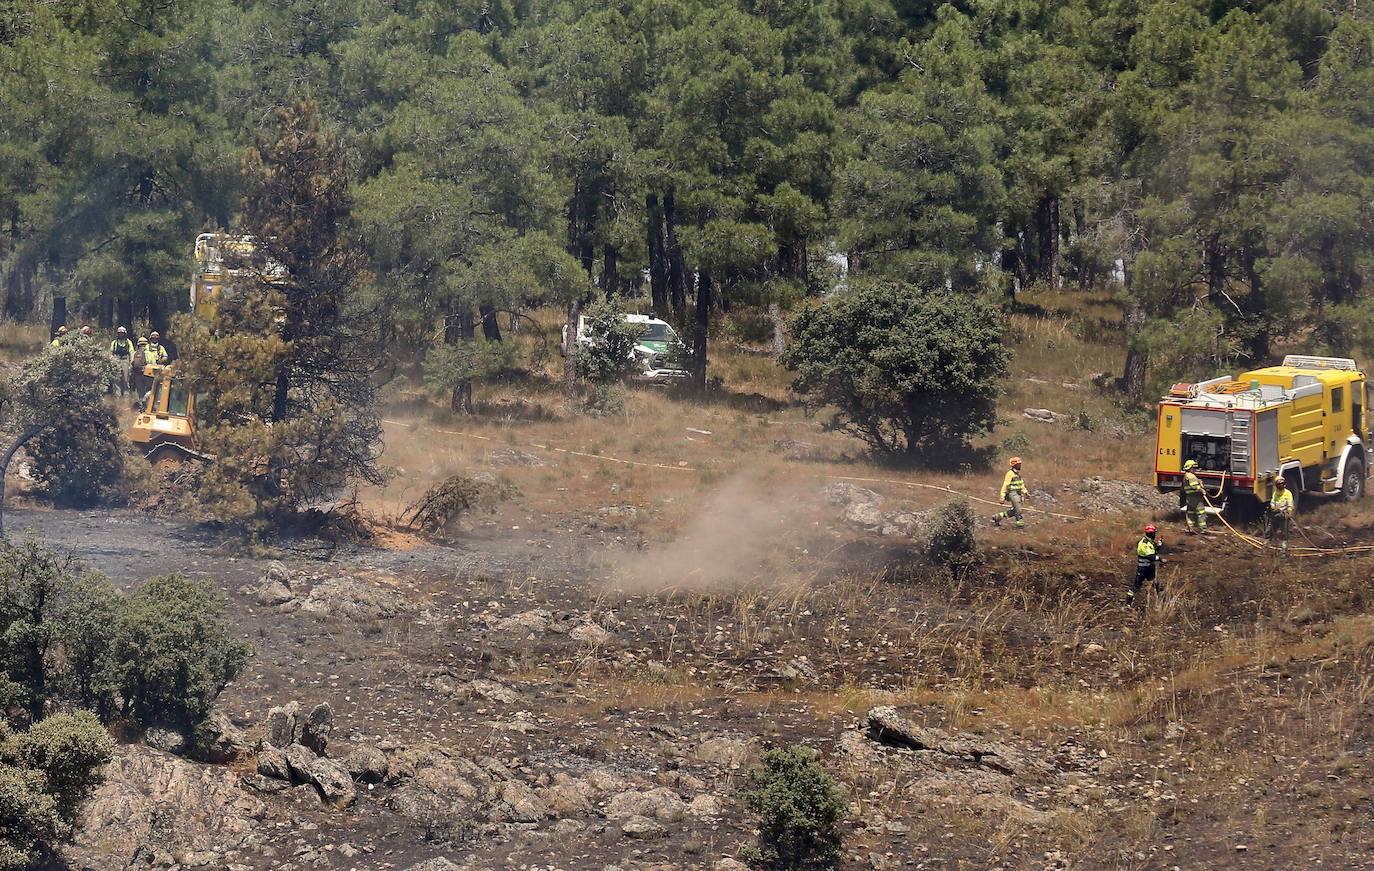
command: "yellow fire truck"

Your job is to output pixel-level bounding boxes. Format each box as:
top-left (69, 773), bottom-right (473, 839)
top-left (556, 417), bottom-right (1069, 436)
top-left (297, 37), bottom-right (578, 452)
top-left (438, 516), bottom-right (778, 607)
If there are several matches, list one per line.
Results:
top-left (1155, 355), bottom-right (1372, 511)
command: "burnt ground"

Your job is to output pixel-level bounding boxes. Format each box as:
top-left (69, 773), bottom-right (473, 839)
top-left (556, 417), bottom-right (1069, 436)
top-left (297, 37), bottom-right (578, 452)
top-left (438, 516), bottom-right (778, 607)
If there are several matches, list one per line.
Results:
top-left (11, 501), bottom-right (1374, 871)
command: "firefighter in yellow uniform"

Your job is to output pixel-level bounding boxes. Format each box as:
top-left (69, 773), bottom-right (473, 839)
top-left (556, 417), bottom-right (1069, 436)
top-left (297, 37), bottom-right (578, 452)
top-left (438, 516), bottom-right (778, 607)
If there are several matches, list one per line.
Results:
top-left (1267, 476), bottom-right (1295, 553)
top-left (1182, 459), bottom-right (1208, 535)
top-left (1128, 523), bottom-right (1165, 608)
top-left (992, 457), bottom-right (1027, 528)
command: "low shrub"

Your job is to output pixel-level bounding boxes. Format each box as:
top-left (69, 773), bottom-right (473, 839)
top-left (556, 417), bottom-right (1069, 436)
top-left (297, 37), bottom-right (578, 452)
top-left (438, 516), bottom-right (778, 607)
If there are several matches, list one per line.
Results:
top-left (739, 745), bottom-right (846, 869)
top-left (921, 497), bottom-right (978, 568)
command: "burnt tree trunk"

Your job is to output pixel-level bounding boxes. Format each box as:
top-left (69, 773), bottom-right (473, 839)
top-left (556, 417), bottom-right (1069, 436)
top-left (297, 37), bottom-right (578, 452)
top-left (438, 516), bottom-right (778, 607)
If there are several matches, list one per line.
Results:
top-left (1036, 194), bottom-right (1060, 290)
top-left (1121, 297), bottom-right (1148, 399)
top-left (1243, 250), bottom-right (1267, 362)
top-left (647, 194), bottom-right (668, 313)
top-left (692, 270), bottom-right (711, 390)
top-left (603, 245), bottom-right (620, 298)
top-left (118, 296), bottom-right (133, 332)
top-left (478, 305), bottom-right (501, 342)
top-left (665, 192), bottom-right (687, 316)
top-left (562, 296), bottom-right (583, 401)
top-left (1205, 234), bottom-right (1225, 305)
top-left (51, 296), bottom-right (67, 338)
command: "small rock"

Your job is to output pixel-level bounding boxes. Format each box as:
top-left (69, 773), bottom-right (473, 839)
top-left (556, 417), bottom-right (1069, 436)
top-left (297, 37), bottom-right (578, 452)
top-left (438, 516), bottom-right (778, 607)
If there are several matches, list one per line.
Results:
top-left (571, 622), bottom-right (612, 645)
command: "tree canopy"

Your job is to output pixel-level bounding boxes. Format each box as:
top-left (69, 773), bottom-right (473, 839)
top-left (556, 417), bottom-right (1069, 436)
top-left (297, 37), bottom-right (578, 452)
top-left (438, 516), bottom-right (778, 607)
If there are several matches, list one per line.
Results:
top-left (1, 0), bottom-right (1371, 398)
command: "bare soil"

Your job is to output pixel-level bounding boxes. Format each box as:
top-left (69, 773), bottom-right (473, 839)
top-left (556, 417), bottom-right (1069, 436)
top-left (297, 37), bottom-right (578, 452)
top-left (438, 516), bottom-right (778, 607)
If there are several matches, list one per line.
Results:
top-left (14, 477), bottom-right (1373, 871)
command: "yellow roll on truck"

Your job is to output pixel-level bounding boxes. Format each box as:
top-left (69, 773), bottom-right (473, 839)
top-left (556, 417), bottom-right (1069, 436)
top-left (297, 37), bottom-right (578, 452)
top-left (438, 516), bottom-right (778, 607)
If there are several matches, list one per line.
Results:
top-left (1155, 355), bottom-right (1372, 512)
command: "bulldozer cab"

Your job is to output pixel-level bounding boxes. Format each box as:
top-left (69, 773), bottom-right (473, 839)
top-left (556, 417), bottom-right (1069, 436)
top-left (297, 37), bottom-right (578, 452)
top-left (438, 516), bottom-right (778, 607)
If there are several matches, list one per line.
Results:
top-left (127, 364), bottom-right (210, 464)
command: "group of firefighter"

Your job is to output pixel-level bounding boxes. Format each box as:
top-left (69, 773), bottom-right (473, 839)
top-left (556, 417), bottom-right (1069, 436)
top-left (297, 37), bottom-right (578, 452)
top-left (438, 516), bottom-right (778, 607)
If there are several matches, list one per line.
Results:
top-left (50, 324), bottom-right (170, 400)
top-left (989, 455), bottom-right (1296, 610)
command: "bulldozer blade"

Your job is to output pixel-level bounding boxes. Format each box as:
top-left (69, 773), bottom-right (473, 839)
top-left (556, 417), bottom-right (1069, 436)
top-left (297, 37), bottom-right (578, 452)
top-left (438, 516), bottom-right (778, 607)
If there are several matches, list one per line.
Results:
top-left (144, 442), bottom-right (215, 466)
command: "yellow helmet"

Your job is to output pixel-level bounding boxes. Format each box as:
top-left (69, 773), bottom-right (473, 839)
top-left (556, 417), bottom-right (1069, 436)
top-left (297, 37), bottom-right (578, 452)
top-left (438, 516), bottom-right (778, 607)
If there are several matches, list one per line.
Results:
top-left (1183, 459), bottom-right (1197, 471)
top-left (1275, 475), bottom-right (1286, 486)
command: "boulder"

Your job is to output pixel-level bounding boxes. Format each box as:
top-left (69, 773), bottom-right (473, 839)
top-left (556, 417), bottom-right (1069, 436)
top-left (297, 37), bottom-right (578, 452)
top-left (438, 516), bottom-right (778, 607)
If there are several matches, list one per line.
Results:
top-left (692, 736), bottom-right (760, 771)
top-left (144, 727), bottom-right (188, 756)
top-left (620, 814), bottom-right (669, 840)
top-left (307, 758), bottom-right (357, 809)
top-left (404, 860), bottom-right (463, 871)
top-left (605, 787), bottom-right (686, 821)
top-left (343, 745), bottom-right (388, 784)
top-left (570, 622), bottom-right (612, 645)
top-left (297, 577), bottom-right (417, 620)
top-left (255, 746), bottom-right (291, 781)
top-left (300, 702), bottom-right (333, 755)
top-left (492, 779), bottom-right (548, 823)
top-left (867, 706), bottom-right (947, 752)
top-left (196, 710), bottom-right (249, 764)
top-left (262, 701), bottom-right (301, 749)
top-left (284, 743), bottom-right (317, 783)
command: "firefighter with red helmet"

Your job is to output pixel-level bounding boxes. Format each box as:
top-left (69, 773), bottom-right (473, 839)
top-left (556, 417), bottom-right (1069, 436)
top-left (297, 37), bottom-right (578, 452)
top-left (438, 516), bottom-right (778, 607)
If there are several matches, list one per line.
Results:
top-left (992, 456), bottom-right (1028, 529)
top-left (1128, 523), bottom-right (1165, 608)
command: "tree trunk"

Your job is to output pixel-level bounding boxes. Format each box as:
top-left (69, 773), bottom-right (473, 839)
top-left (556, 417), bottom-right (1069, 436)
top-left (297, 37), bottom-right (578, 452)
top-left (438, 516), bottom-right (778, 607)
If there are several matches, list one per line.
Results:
top-left (99, 293), bottom-right (114, 329)
top-left (118, 296), bottom-right (133, 332)
top-left (603, 245), bottom-right (620, 299)
top-left (273, 368), bottom-right (290, 423)
top-left (1204, 234), bottom-right (1225, 305)
top-left (451, 380), bottom-right (473, 414)
top-left (478, 305), bottom-right (501, 342)
top-left (1243, 251), bottom-right (1268, 362)
top-left (1036, 194), bottom-right (1060, 290)
top-left (768, 301), bottom-right (785, 356)
top-left (692, 270), bottom-right (711, 390)
top-left (647, 194), bottom-right (668, 313)
top-left (0, 424), bottom-right (47, 536)
top-left (563, 297), bottom-right (582, 401)
top-left (665, 192), bottom-right (687, 316)
top-left (1122, 298), bottom-right (1148, 399)
top-left (51, 296), bottom-right (67, 337)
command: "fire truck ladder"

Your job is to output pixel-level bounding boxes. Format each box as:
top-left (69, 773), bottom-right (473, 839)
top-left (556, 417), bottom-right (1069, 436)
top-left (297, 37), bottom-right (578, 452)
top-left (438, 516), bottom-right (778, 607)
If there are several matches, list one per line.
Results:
top-left (1229, 413), bottom-right (1251, 477)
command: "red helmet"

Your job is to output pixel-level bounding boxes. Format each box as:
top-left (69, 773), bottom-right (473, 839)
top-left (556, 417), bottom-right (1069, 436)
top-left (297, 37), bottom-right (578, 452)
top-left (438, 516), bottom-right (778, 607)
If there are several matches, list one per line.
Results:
top-left (1144, 524), bottom-right (1157, 535)
top-left (1009, 456), bottom-right (1023, 467)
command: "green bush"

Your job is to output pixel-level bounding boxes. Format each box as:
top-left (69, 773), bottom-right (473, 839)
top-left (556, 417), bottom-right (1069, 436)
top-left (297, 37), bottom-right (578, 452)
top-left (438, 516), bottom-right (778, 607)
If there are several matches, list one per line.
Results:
top-left (111, 574), bottom-right (250, 731)
top-left (0, 711), bottom-right (114, 869)
top-left (740, 746), bottom-right (847, 869)
top-left (782, 278), bottom-right (1009, 467)
top-left (921, 498), bottom-right (978, 568)
top-left (576, 299), bottom-right (646, 382)
top-left (27, 403), bottom-right (125, 508)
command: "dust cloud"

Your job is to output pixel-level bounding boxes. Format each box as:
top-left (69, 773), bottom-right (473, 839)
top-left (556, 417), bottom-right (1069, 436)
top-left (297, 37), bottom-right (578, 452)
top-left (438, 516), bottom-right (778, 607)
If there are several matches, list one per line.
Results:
top-left (601, 476), bottom-right (819, 592)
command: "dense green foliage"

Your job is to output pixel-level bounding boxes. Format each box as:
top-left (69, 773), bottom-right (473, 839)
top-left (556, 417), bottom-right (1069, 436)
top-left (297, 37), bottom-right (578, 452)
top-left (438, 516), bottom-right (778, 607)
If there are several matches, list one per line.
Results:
top-left (0, 538), bottom-right (247, 731)
top-left (740, 745), bottom-right (847, 869)
top-left (2, 0), bottom-right (1372, 401)
top-left (1, 341), bottom-right (121, 523)
top-left (921, 498), bottom-right (979, 569)
top-left (0, 540), bottom-right (244, 864)
top-left (783, 279), bottom-right (1009, 464)
top-left (0, 711), bottom-right (114, 870)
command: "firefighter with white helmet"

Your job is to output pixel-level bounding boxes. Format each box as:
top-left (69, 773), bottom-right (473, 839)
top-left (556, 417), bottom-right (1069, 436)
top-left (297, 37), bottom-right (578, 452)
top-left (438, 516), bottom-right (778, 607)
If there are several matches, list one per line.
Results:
top-left (1128, 523), bottom-right (1165, 608)
top-left (1182, 459), bottom-right (1208, 535)
top-left (992, 456), bottom-right (1028, 529)
top-left (1267, 476), bottom-right (1295, 553)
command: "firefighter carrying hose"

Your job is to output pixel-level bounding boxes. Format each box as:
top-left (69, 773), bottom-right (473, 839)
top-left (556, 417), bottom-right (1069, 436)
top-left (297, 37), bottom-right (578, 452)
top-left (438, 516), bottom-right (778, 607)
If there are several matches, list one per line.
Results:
top-left (1267, 476), bottom-right (1295, 554)
top-left (992, 457), bottom-right (1028, 529)
top-left (1127, 523), bottom-right (1165, 608)
top-left (1182, 459), bottom-right (1208, 535)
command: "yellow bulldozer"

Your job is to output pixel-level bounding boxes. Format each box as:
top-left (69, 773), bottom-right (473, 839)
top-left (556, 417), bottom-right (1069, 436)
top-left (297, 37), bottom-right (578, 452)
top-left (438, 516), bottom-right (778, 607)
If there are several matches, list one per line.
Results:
top-left (126, 232), bottom-right (283, 464)
top-left (127, 363), bottom-right (212, 464)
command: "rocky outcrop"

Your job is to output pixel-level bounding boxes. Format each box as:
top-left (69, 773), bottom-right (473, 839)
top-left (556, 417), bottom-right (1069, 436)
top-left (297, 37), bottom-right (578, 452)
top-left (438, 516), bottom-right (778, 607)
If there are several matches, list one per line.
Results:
top-left (76, 744), bottom-right (265, 865)
top-left (866, 706), bottom-right (1051, 776)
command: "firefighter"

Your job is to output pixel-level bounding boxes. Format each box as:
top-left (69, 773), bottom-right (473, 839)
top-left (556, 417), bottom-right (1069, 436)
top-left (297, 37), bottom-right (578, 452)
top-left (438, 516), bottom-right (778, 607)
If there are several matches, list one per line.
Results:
top-left (50, 325), bottom-right (68, 346)
top-left (992, 457), bottom-right (1028, 528)
top-left (1267, 476), bottom-right (1295, 553)
top-left (130, 337), bottom-right (150, 405)
top-left (109, 326), bottom-right (134, 395)
top-left (1128, 523), bottom-right (1165, 608)
top-left (1182, 459), bottom-right (1208, 535)
top-left (79, 325), bottom-right (92, 340)
top-left (145, 331), bottom-right (169, 365)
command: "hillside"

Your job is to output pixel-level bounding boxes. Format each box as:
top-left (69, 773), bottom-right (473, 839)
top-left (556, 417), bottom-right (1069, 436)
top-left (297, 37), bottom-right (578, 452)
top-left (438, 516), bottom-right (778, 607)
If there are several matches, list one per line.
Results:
top-left (6, 289), bottom-right (1367, 870)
